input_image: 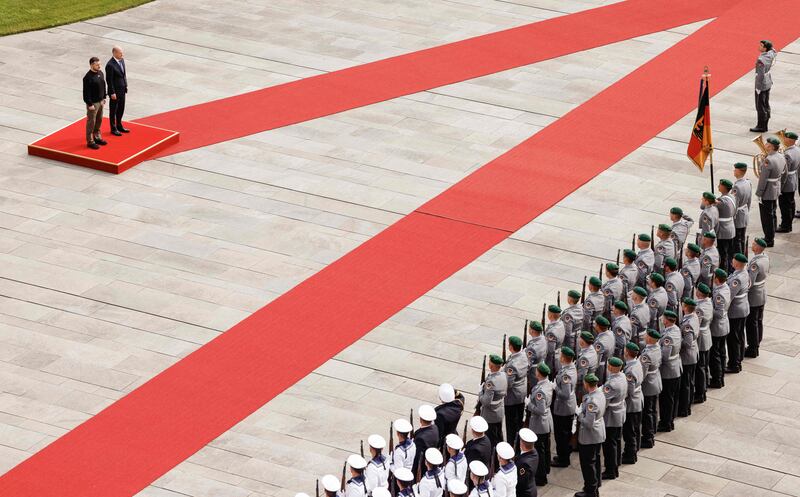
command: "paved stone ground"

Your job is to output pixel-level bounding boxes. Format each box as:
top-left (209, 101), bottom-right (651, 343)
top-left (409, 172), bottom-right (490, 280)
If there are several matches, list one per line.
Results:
top-left (1, 1), bottom-right (800, 497)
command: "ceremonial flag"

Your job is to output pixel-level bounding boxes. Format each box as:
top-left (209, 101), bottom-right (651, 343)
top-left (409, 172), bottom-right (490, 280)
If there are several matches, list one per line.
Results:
top-left (687, 72), bottom-right (712, 171)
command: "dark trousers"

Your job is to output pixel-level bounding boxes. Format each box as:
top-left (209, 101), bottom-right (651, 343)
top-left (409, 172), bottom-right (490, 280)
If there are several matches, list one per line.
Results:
top-left (755, 89), bottom-right (771, 129)
top-left (728, 317), bottom-right (746, 370)
top-left (642, 396), bottom-right (658, 445)
top-left (658, 377), bottom-right (680, 430)
top-left (779, 191), bottom-right (796, 230)
top-left (578, 443), bottom-right (601, 495)
top-left (622, 411), bottom-right (642, 461)
top-left (553, 414), bottom-right (574, 465)
top-left (746, 305), bottom-right (765, 353)
top-left (534, 433), bottom-right (551, 483)
top-left (487, 422), bottom-right (504, 448)
top-left (109, 92), bottom-right (126, 131)
top-left (718, 238), bottom-right (735, 272)
top-left (677, 364), bottom-right (696, 416)
top-left (760, 199), bottom-right (777, 244)
top-left (694, 350), bottom-right (709, 401)
top-left (504, 404), bottom-right (524, 444)
top-left (734, 227), bottom-right (747, 258)
top-left (710, 336), bottom-right (727, 384)
top-left (603, 426), bottom-right (622, 477)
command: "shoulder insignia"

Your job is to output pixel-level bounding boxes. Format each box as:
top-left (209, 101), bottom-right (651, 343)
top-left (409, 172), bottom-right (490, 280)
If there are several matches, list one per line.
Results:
top-left (626, 373), bottom-right (634, 382)
top-left (657, 246), bottom-right (665, 254)
top-left (649, 299), bottom-right (658, 308)
top-left (487, 381), bottom-right (494, 389)
top-left (563, 375), bottom-right (571, 384)
top-left (615, 328), bottom-right (624, 336)
top-left (750, 263), bottom-right (758, 272)
top-left (681, 268), bottom-right (689, 277)
top-left (547, 334), bottom-right (556, 342)
top-left (630, 316), bottom-right (640, 326)
top-left (696, 308), bottom-right (704, 318)
top-left (603, 288), bottom-right (612, 297)
top-left (637, 261), bottom-right (647, 270)
top-left (715, 295), bottom-right (723, 304)
top-left (587, 403), bottom-right (597, 413)
top-left (585, 300), bottom-right (595, 311)
top-left (732, 279), bottom-right (739, 288)
top-left (519, 468), bottom-right (525, 476)
top-left (594, 343), bottom-right (602, 353)
top-left (535, 392), bottom-right (544, 401)
top-left (507, 367), bottom-right (514, 376)
top-left (603, 385), bottom-right (611, 393)
top-left (563, 313), bottom-right (573, 323)
top-left (666, 283), bottom-right (674, 292)
top-left (663, 337), bottom-right (672, 346)
top-left (526, 349), bottom-right (533, 358)
top-left (731, 187), bottom-right (738, 196)
top-left (640, 355), bottom-right (650, 365)
top-left (579, 357), bottom-right (588, 367)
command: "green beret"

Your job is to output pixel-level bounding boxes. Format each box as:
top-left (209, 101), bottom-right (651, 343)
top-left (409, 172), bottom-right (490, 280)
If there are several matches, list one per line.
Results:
top-left (606, 263), bottom-right (619, 272)
top-left (703, 231), bottom-right (716, 240)
top-left (670, 207), bottom-right (683, 216)
top-left (647, 328), bottom-right (662, 339)
top-left (734, 162), bottom-right (748, 170)
top-left (623, 249), bottom-right (637, 260)
top-left (663, 310), bottom-right (678, 320)
top-left (696, 283), bottom-right (711, 295)
top-left (658, 223), bottom-right (672, 232)
top-left (755, 238), bottom-right (767, 248)
top-left (560, 346), bottom-right (576, 358)
top-left (720, 179), bottom-right (733, 189)
top-left (633, 286), bottom-right (648, 297)
top-left (786, 131), bottom-right (798, 140)
top-left (664, 257), bottom-right (677, 270)
top-left (625, 342), bottom-right (640, 353)
top-left (568, 289), bottom-right (581, 300)
top-left (589, 276), bottom-right (602, 287)
top-left (683, 297), bottom-right (697, 306)
top-left (688, 243), bottom-right (701, 254)
top-left (530, 320), bottom-right (543, 332)
top-left (734, 253), bottom-right (748, 263)
top-left (702, 191), bottom-right (716, 202)
top-left (595, 316), bottom-right (611, 328)
top-left (608, 357), bottom-right (624, 367)
top-left (614, 300), bottom-right (628, 311)
top-left (714, 268), bottom-right (728, 280)
top-left (767, 137), bottom-right (780, 147)
top-left (638, 233), bottom-right (651, 242)
top-left (537, 362), bottom-right (551, 376)
top-left (509, 336), bottom-right (522, 348)
top-left (650, 272), bottom-right (665, 285)
top-left (548, 304), bottom-right (562, 314)
top-left (584, 373), bottom-right (599, 385)
top-left (489, 354), bottom-right (504, 365)
top-left (580, 331), bottom-right (595, 344)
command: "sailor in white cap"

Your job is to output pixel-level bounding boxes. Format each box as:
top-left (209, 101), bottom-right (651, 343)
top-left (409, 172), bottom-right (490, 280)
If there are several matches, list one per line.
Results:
top-left (365, 434), bottom-right (390, 492)
top-left (417, 447), bottom-right (445, 497)
top-left (464, 416), bottom-right (491, 469)
top-left (394, 467), bottom-right (417, 497)
top-left (346, 454), bottom-right (368, 497)
top-left (515, 429), bottom-right (539, 496)
top-left (436, 383), bottom-right (465, 447)
top-left (444, 434), bottom-right (468, 484)
top-left (413, 405), bottom-right (440, 478)
top-left (372, 488), bottom-right (392, 497)
top-left (447, 479), bottom-right (469, 497)
top-left (322, 474), bottom-right (342, 497)
top-left (491, 442), bottom-right (517, 497)
top-left (467, 461), bottom-right (492, 497)
top-left (391, 418), bottom-right (416, 473)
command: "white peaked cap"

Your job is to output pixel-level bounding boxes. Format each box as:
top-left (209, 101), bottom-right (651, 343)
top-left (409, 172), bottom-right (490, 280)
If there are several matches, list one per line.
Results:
top-left (322, 474), bottom-right (340, 492)
top-left (445, 433), bottom-right (464, 450)
top-left (419, 404), bottom-right (436, 422)
top-left (496, 441), bottom-right (514, 460)
top-left (469, 416), bottom-right (488, 433)
top-left (518, 428), bottom-right (538, 443)
top-left (394, 467), bottom-right (414, 482)
top-left (394, 418), bottom-right (412, 433)
top-left (368, 434), bottom-right (386, 449)
top-left (425, 447), bottom-right (444, 465)
top-left (439, 383), bottom-right (456, 402)
top-left (469, 460), bottom-right (488, 477)
top-left (373, 488), bottom-right (391, 497)
top-left (448, 480), bottom-right (468, 495)
top-left (347, 454), bottom-right (367, 469)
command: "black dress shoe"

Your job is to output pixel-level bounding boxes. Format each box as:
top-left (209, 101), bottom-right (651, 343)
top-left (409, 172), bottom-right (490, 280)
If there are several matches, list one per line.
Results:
top-left (551, 458), bottom-right (570, 468)
top-left (750, 127), bottom-right (767, 132)
top-left (111, 129), bottom-right (122, 136)
top-left (94, 138), bottom-right (107, 146)
top-left (641, 439), bottom-right (654, 448)
top-left (766, 241), bottom-right (774, 247)
top-left (535, 479), bottom-right (547, 486)
top-left (119, 126), bottom-right (130, 133)
top-left (656, 424), bottom-right (671, 433)
top-left (601, 472), bottom-right (617, 480)
top-left (725, 366), bottom-right (741, 374)
top-left (693, 395), bottom-right (706, 403)
top-left (621, 456), bottom-right (637, 464)
top-left (87, 142), bottom-right (100, 149)
top-left (677, 410), bottom-right (689, 418)
top-left (744, 348), bottom-right (758, 358)
top-left (574, 492), bottom-right (595, 497)
top-left (776, 227), bottom-right (792, 233)
top-left (795, 212), bottom-right (800, 218)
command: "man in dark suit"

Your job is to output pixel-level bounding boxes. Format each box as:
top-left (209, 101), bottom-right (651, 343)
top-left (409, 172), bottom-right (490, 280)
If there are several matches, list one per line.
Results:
top-left (105, 46), bottom-right (129, 135)
top-left (515, 428), bottom-right (539, 497)
top-left (435, 383), bottom-right (464, 447)
top-left (411, 405), bottom-right (439, 479)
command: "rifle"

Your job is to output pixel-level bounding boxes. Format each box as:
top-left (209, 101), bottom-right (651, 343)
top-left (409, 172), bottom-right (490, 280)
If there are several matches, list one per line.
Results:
top-left (360, 440), bottom-right (364, 458)
top-left (409, 409), bottom-right (414, 438)
top-left (462, 419), bottom-right (468, 444)
top-left (340, 461), bottom-right (347, 492)
top-left (580, 276), bottom-right (587, 303)
top-left (616, 249), bottom-right (621, 266)
top-left (523, 319), bottom-right (528, 348)
top-left (650, 225), bottom-right (655, 250)
top-left (474, 356), bottom-right (486, 415)
top-left (745, 235), bottom-right (750, 257)
top-left (502, 334), bottom-right (507, 363)
top-left (557, 291), bottom-right (561, 308)
top-left (599, 263), bottom-right (603, 281)
top-left (631, 233), bottom-right (636, 251)
top-left (541, 302), bottom-right (546, 329)
top-left (389, 421), bottom-right (394, 453)
top-left (316, 479), bottom-right (320, 497)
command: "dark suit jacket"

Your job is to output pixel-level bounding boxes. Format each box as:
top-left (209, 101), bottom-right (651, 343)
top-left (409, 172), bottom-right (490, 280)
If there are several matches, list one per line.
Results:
top-left (105, 58), bottom-right (128, 96)
top-left (411, 424), bottom-right (439, 478)
top-left (464, 435), bottom-right (491, 468)
top-left (434, 399), bottom-right (464, 446)
top-left (515, 451), bottom-right (538, 497)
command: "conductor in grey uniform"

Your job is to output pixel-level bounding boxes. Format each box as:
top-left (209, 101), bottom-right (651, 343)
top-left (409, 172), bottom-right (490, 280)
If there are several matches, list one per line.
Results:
top-left (751, 39), bottom-right (776, 133)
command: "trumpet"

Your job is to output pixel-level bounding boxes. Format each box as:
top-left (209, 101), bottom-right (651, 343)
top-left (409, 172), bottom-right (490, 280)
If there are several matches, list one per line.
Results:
top-left (752, 134), bottom-right (768, 177)
top-left (776, 128), bottom-right (789, 151)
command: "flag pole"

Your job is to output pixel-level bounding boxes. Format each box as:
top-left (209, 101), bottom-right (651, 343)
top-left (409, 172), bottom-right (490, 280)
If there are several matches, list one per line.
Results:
top-left (705, 67), bottom-right (714, 191)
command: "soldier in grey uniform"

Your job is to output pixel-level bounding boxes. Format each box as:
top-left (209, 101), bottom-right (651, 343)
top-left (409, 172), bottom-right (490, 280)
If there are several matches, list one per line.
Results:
top-left (777, 131), bottom-right (799, 232)
top-left (479, 355), bottom-right (508, 447)
top-left (629, 287), bottom-right (651, 347)
top-left (544, 307), bottom-right (565, 378)
top-left (582, 277), bottom-right (605, 332)
top-left (601, 357), bottom-right (627, 480)
top-left (663, 258), bottom-right (684, 313)
top-left (698, 231), bottom-right (720, 288)
top-left (551, 347), bottom-right (577, 468)
top-left (525, 321), bottom-right (547, 386)
top-left (576, 331), bottom-right (598, 404)
top-left (601, 263), bottom-right (624, 319)
top-left (698, 192), bottom-right (719, 243)
top-left (646, 273), bottom-right (667, 330)
top-left (717, 179), bottom-right (738, 271)
top-left (732, 162), bottom-right (753, 256)
top-left (756, 137), bottom-right (785, 246)
top-left (611, 300), bottom-right (632, 358)
top-left (726, 254), bottom-right (751, 374)
top-left (669, 207), bottom-right (694, 257)
top-left (593, 316), bottom-right (615, 385)
top-left (751, 39), bottom-right (776, 132)
top-left (621, 342), bottom-right (644, 464)
top-left (634, 233), bottom-right (655, 288)
top-left (677, 299), bottom-right (699, 417)
top-left (576, 373), bottom-right (606, 497)
top-left (504, 337), bottom-right (528, 443)
top-left (746, 238), bottom-right (770, 357)
top-left (653, 224), bottom-right (675, 272)
top-left (681, 243), bottom-right (702, 298)
top-left (525, 362), bottom-right (553, 486)
top-left (709, 269), bottom-right (731, 388)
top-left (561, 290), bottom-right (584, 353)
top-left (656, 311), bottom-right (682, 433)
top-left (640, 329), bottom-right (662, 448)
top-left (693, 284), bottom-right (714, 403)
top-left (619, 249), bottom-right (639, 305)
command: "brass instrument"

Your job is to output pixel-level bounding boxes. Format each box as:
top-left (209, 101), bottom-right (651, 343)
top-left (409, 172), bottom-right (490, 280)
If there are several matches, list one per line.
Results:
top-left (776, 128), bottom-right (789, 151)
top-left (752, 134), bottom-right (768, 177)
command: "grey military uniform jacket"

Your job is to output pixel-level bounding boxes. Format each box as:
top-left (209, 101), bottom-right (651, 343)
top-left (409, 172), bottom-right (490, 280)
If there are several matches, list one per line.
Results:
top-left (659, 325), bottom-right (682, 380)
top-left (526, 378), bottom-right (554, 435)
top-left (699, 246), bottom-right (719, 287)
top-left (654, 239), bottom-right (675, 272)
top-left (602, 372), bottom-right (627, 428)
top-left (755, 49), bottom-right (775, 91)
top-left (620, 264), bottom-right (638, 300)
top-left (717, 194), bottom-right (736, 240)
top-left (577, 389), bottom-right (606, 445)
top-left (681, 257), bottom-right (701, 298)
top-left (756, 152), bottom-right (785, 201)
top-left (612, 315), bottom-right (631, 357)
top-left (525, 335), bottom-right (548, 386)
top-left (784, 145), bottom-right (800, 193)
top-left (711, 283), bottom-right (731, 338)
top-left (504, 351), bottom-right (528, 406)
top-left (545, 320), bottom-right (566, 375)
top-left (594, 330), bottom-right (615, 369)
top-left (624, 359), bottom-right (644, 413)
top-left (747, 253), bottom-right (770, 307)
top-left (647, 286), bottom-right (667, 328)
top-left (479, 370), bottom-right (507, 423)
top-left (601, 277), bottom-right (624, 316)
top-left (728, 269), bottom-right (751, 319)
top-left (699, 205), bottom-right (719, 237)
top-left (561, 304), bottom-right (583, 351)
top-left (671, 216), bottom-right (694, 253)
top-left (552, 362), bottom-right (577, 416)
top-left (665, 271), bottom-right (685, 312)
top-left (679, 313), bottom-right (699, 365)
top-left (629, 302), bottom-right (650, 347)
top-left (695, 297), bottom-right (713, 352)
top-left (635, 248), bottom-right (655, 287)
top-left (640, 343), bottom-right (662, 396)
top-left (582, 292), bottom-right (604, 331)
top-left (577, 345), bottom-right (598, 384)
top-left (732, 178), bottom-right (752, 229)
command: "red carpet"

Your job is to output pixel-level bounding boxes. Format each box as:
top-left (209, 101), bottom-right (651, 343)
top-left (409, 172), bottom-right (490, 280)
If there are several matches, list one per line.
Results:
top-left (27, 117), bottom-right (178, 174)
top-left (3, 1), bottom-right (800, 497)
top-left (138, 0), bottom-right (733, 157)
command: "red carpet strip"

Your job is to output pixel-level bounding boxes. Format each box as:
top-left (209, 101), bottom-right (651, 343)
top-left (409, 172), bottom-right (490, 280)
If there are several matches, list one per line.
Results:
top-left (138, 0), bottom-right (733, 157)
top-left (3, 1), bottom-right (800, 497)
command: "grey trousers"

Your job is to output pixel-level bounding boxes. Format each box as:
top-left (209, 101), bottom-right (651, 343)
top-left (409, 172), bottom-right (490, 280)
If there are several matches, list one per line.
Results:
top-left (86, 101), bottom-right (104, 144)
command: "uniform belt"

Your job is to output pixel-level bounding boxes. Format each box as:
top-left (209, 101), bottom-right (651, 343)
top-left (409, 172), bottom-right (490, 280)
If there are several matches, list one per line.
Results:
top-left (669, 353), bottom-right (680, 360)
top-left (752, 280), bottom-right (766, 287)
top-left (608, 400), bottom-right (624, 407)
top-left (645, 370), bottom-right (657, 376)
top-left (767, 177), bottom-right (780, 182)
top-left (788, 170), bottom-right (797, 176)
top-left (734, 292), bottom-right (748, 299)
top-left (736, 205), bottom-right (748, 211)
top-left (719, 217), bottom-right (733, 222)
top-left (633, 386), bottom-right (642, 394)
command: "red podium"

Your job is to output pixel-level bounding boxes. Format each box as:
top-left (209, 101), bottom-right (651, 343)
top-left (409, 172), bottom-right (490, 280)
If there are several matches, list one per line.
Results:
top-left (28, 117), bottom-right (179, 174)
